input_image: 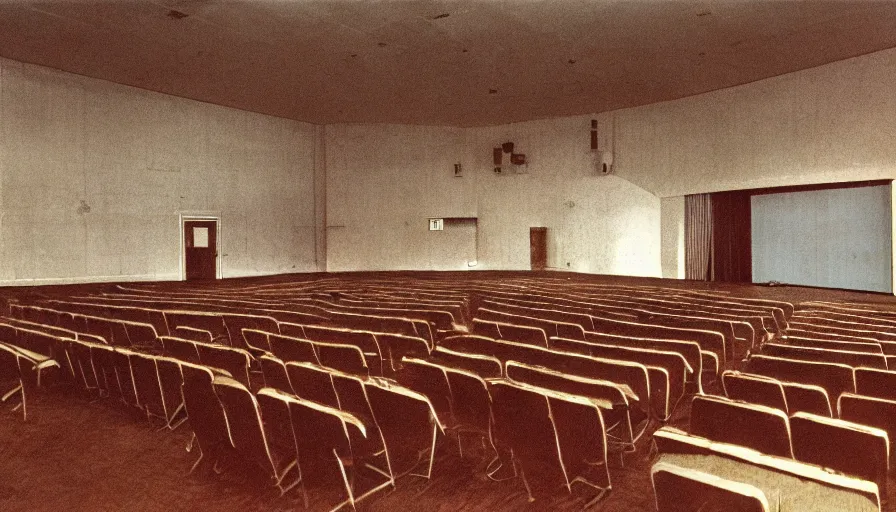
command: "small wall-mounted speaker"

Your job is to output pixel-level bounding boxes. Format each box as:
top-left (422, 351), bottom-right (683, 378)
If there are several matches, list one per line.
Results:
top-left (594, 150), bottom-right (614, 175)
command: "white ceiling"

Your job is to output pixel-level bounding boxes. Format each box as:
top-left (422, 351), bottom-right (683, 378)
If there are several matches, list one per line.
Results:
top-left (2, 1), bottom-right (895, 127)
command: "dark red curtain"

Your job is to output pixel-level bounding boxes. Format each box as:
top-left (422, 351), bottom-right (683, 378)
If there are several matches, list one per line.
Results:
top-left (710, 190), bottom-right (752, 283)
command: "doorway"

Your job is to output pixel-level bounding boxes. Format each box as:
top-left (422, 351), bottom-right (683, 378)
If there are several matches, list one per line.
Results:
top-left (182, 217), bottom-right (219, 281)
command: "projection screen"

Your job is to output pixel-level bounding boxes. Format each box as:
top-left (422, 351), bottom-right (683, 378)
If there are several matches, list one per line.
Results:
top-left (751, 183), bottom-right (892, 293)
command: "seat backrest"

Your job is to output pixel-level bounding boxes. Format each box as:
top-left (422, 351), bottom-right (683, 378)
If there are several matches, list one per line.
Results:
top-left (469, 320), bottom-right (501, 340)
top-left (329, 372), bottom-right (377, 426)
top-left (180, 361), bottom-right (231, 455)
top-left (314, 340), bottom-right (369, 376)
top-left (762, 343), bottom-right (887, 369)
top-left (194, 342), bottom-right (252, 388)
top-left (506, 360), bottom-right (634, 412)
top-left (651, 461), bottom-right (770, 512)
top-left (159, 336), bottom-right (201, 363)
top-left (372, 333), bottom-right (429, 371)
top-left (259, 354), bottom-right (293, 393)
top-left (396, 358), bottom-right (452, 421)
top-left (722, 371), bottom-right (788, 413)
top-left (551, 337), bottom-right (692, 385)
top-left (588, 315), bottom-right (727, 365)
top-left (255, 387), bottom-right (299, 469)
top-left (241, 328), bottom-right (272, 353)
top-left (221, 314), bottom-right (279, 351)
top-left (784, 333), bottom-right (883, 351)
top-left (172, 325), bottom-right (214, 344)
top-left (121, 321), bottom-right (159, 347)
top-left (430, 346), bottom-right (503, 378)
top-left (487, 380), bottom-right (567, 499)
top-left (213, 376), bottom-right (277, 477)
top-left (153, 356), bottom-right (184, 420)
top-left (472, 318), bottom-right (548, 347)
top-left (838, 392), bottom-right (896, 463)
top-left (364, 379), bottom-right (444, 477)
top-left (440, 365), bottom-right (492, 435)
top-left (165, 312), bottom-right (229, 345)
top-left (490, 338), bottom-right (653, 417)
top-left (781, 382), bottom-right (832, 417)
top-left (690, 394), bottom-right (793, 458)
top-left (574, 332), bottom-right (704, 380)
top-left (301, 325), bottom-right (382, 360)
top-left (284, 361), bottom-right (339, 408)
top-left (281, 390), bottom-right (365, 491)
top-left (129, 352), bottom-right (166, 417)
top-left (542, 384), bottom-right (611, 490)
top-left (745, 354), bottom-right (855, 402)
top-left (551, 337), bottom-right (686, 416)
top-left (854, 367), bottom-right (896, 402)
top-left (790, 411), bottom-right (889, 494)
top-left (268, 334), bottom-right (320, 365)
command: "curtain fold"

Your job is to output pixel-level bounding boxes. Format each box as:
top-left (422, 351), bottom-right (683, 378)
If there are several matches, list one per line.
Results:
top-left (685, 194), bottom-right (713, 281)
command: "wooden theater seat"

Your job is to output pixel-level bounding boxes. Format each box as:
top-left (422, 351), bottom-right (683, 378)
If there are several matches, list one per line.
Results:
top-left (180, 361), bottom-right (232, 473)
top-left (761, 343), bottom-right (887, 369)
top-left (551, 337), bottom-right (690, 415)
top-left (690, 394), bottom-right (793, 458)
top-left (471, 318), bottom-right (548, 347)
top-left (506, 360), bottom-right (643, 448)
top-left (838, 392), bottom-right (896, 461)
top-left (213, 377), bottom-right (300, 495)
top-left (363, 378), bottom-right (445, 480)
top-left (440, 335), bottom-right (656, 418)
top-left (854, 367), bottom-right (896, 402)
top-left (653, 426), bottom-right (880, 511)
top-left (258, 353), bottom-right (293, 393)
top-left (789, 412), bottom-right (889, 494)
top-left (722, 371), bottom-right (788, 413)
top-left (782, 382), bottom-right (832, 417)
top-left (651, 460), bottom-right (770, 512)
top-left (284, 361), bottom-right (340, 408)
top-left (488, 380), bottom-right (610, 506)
top-left (745, 355), bottom-right (855, 404)
top-left (430, 345), bottom-right (503, 379)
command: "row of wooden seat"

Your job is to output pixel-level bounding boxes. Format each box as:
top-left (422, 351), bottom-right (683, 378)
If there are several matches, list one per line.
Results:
top-left (688, 394), bottom-right (891, 494)
top-left (652, 425), bottom-right (881, 511)
top-left (1, 275), bottom-right (811, 510)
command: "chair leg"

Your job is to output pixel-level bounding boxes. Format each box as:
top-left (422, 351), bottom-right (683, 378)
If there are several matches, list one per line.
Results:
top-left (410, 424), bottom-right (438, 479)
top-left (519, 465), bottom-right (535, 503)
top-left (188, 448), bottom-right (204, 475)
top-left (333, 451), bottom-right (358, 511)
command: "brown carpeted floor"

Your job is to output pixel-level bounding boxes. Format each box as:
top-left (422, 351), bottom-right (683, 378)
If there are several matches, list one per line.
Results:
top-left (2, 271), bottom-right (896, 511)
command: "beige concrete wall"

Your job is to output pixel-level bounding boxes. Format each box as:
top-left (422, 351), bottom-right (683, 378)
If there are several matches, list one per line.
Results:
top-left (0, 57), bottom-right (319, 284)
top-left (325, 123), bottom-right (477, 271)
top-left (614, 47), bottom-right (896, 198)
top-left (467, 115), bottom-right (661, 276)
top-left (326, 116), bottom-right (662, 276)
top-left (660, 196), bottom-right (685, 279)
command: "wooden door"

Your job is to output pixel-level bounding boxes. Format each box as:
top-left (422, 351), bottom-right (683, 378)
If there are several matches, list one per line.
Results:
top-left (184, 220), bottom-right (217, 280)
top-left (530, 227), bottom-right (547, 271)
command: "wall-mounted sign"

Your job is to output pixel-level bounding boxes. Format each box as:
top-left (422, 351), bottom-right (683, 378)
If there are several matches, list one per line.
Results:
top-left (429, 218), bottom-right (444, 231)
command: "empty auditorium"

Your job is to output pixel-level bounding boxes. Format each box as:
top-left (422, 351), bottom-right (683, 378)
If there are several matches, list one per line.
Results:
top-left (3, 2), bottom-right (896, 511)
